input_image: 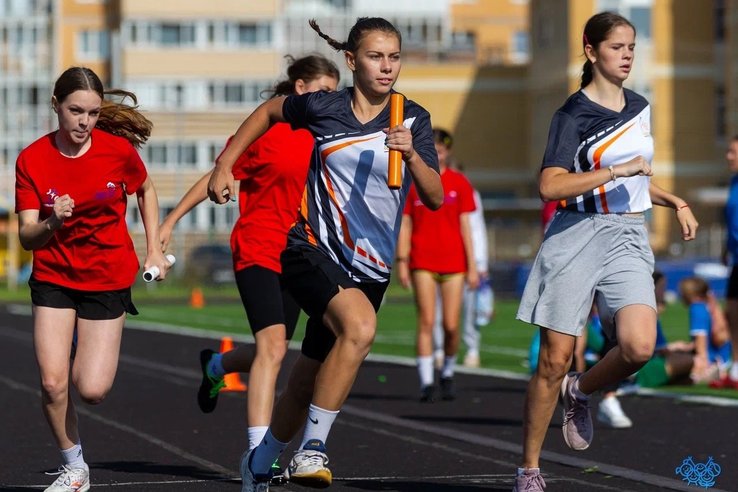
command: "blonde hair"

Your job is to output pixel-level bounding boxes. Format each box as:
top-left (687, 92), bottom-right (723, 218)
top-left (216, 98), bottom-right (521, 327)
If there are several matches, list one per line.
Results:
top-left (679, 277), bottom-right (709, 305)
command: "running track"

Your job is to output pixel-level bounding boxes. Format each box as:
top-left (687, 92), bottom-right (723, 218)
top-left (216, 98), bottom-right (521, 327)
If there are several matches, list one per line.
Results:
top-left (0, 303), bottom-right (735, 492)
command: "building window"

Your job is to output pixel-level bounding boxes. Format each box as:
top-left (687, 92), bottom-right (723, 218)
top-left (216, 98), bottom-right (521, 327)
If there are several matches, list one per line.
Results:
top-left (125, 21), bottom-right (272, 48)
top-left (512, 30), bottom-right (529, 63)
top-left (160, 23), bottom-right (195, 46)
top-left (77, 30), bottom-right (109, 60)
top-left (630, 7), bottom-right (651, 39)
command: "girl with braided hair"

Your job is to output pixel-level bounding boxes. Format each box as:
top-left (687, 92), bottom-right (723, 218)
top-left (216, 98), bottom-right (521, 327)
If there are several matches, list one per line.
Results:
top-left (208, 17), bottom-right (443, 492)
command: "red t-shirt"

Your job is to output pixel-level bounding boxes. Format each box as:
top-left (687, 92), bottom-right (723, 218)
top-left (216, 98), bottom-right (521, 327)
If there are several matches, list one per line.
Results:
top-left (403, 168), bottom-right (476, 273)
top-left (15, 129), bottom-right (148, 291)
top-left (542, 200), bottom-right (558, 232)
top-left (221, 123), bottom-right (314, 273)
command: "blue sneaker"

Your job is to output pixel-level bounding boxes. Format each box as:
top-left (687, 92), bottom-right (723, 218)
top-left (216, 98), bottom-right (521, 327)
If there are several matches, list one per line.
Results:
top-left (284, 440), bottom-right (331, 488)
top-left (239, 449), bottom-right (272, 492)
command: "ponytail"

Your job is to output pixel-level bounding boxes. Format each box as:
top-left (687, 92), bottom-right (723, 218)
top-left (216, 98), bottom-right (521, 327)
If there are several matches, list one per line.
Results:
top-left (580, 60), bottom-right (593, 89)
top-left (98, 90), bottom-right (153, 149)
top-left (310, 17), bottom-right (401, 53)
top-left (309, 20), bottom-right (348, 51)
top-left (262, 54), bottom-right (341, 99)
top-left (53, 67), bottom-right (152, 148)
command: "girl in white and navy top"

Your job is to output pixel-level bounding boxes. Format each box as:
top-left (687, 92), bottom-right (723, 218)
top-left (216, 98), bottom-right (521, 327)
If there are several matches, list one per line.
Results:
top-left (513, 12), bottom-right (698, 492)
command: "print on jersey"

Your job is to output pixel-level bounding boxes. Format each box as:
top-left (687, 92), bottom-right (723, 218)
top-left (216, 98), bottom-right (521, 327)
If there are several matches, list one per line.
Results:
top-left (44, 188), bottom-right (59, 207)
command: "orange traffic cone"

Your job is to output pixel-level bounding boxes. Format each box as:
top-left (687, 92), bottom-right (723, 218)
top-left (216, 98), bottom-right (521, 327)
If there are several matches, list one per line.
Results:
top-left (219, 336), bottom-right (247, 392)
top-left (190, 287), bottom-right (205, 309)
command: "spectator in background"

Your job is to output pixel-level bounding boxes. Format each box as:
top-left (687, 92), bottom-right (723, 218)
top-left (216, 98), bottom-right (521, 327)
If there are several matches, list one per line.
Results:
top-left (398, 129), bottom-right (479, 402)
top-left (634, 271), bottom-right (695, 389)
top-left (432, 156), bottom-right (492, 369)
top-left (680, 277), bottom-right (732, 383)
top-left (717, 135), bottom-right (738, 389)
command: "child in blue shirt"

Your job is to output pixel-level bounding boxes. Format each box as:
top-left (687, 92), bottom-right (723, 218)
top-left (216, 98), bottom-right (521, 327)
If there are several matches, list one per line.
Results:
top-left (679, 277), bottom-right (732, 377)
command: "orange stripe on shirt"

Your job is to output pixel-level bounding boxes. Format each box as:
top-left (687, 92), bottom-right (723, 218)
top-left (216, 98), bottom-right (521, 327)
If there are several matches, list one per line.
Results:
top-left (320, 136), bottom-right (380, 162)
top-left (592, 123), bottom-right (635, 214)
top-left (318, 136), bottom-right (381, 252)
top-left (322, 165), bottom-right (355, 250)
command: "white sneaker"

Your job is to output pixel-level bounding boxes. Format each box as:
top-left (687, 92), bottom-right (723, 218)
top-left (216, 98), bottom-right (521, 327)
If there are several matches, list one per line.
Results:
top-left (284, 440), bottom-right (332, 488)
top-left (463, 352), bottom-right (480, 368)
top-left (239, 449), bottom-right (270, 492)
top-left (597, 396), bottom-right (633, 429)
top-left (44, 464), bottom-right (90, 492)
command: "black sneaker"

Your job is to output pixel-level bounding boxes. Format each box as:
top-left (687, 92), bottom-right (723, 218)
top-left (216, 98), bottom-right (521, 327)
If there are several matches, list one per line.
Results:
top-left (197, 349), bottom-right (225, 413)
top-left (270, 461), bottom-right (287, 486)
top-left (440, 377), bottom-right (456, 401)
top-left (420, 385), bottom-right (436, 403)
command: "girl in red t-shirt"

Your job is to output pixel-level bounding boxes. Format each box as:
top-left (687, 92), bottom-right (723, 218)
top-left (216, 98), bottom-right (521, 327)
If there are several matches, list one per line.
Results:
top-left (397, 129), bottom-right (479, 403)
top-left (15, 67), bottom-right (170, 491)
top-left (158, 55), bottom-right (339, 469)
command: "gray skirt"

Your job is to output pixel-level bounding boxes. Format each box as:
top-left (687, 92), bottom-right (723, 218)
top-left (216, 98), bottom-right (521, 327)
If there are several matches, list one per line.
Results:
top-left (516, 210), bottom-right (656, 339)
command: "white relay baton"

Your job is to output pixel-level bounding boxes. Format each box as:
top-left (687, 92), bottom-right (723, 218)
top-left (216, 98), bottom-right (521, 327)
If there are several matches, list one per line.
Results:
top-left (143, 254), bottom-right (176, 282)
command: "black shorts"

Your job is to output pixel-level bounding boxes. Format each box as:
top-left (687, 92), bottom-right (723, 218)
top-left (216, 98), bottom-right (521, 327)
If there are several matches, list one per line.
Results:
top-left (235, 265), bottom-right (301, 339)
top-left (280, 244), bottom-right (388, 362)
top-left (728, 265), bottom-right (738, 299)
top-left (28, 277), bottom-right (138, 320)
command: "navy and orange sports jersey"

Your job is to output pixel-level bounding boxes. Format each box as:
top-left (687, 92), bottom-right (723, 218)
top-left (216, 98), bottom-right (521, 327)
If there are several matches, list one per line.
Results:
top-left (282, 87), bottom-right (439, 283)
top-left (542, 88), bottom-right (653, 213)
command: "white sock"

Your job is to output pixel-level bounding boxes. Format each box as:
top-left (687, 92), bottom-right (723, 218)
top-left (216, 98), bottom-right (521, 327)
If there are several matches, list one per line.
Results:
top-left (299, 404), bottom-right (339, 449)
top-left (417, 356), bottom-right (434, 388)
top-left (60, 442), bottom-right (86, 470)
top-left (207, 353), bottom-right (226, 378)
top-left (573, 379), bottom-right (590, 400)
top-left (441, 355), bottom-right (457, 379)
top-left (730, 363), bottom-right (738, 381)
top-left (248, 426), bottom-right (269, 450)
top-left (517, 467), bottom-right (540, 476)
top-left (250, 428), bottom-right (288, 476)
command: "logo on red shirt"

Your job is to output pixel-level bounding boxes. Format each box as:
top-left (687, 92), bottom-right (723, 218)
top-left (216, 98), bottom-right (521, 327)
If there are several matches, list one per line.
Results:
top-left (44, 188), bottom-right (59, 207)
top-left (94, 182), bottom-right (117, 200)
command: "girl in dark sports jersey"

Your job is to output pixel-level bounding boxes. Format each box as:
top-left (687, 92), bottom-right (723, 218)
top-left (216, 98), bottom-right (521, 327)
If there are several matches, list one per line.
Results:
top-left (513, 12), bottom-right (698, 492)
top-left (208, 17), bottom-right (443, 492)
top-left (158, 55), bottom-right (339, 475)
top-left (15, 67), bottom-right (169, 492)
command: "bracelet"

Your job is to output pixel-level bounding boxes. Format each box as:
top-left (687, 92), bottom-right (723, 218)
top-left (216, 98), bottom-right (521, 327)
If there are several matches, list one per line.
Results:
top-left (676, 204), bottom-right (690, 212)
top-left (608, 166), bottom-right (616, 182)
top-left (395, 257), bottom-right (408, 263)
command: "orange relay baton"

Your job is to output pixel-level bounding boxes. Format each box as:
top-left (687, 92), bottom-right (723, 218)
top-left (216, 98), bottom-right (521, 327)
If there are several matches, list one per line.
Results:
top-left (388, 93), bottom-right (404, 190)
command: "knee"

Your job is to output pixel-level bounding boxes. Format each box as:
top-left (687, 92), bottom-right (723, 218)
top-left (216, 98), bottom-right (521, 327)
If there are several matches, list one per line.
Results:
top-left (620, 342), bottom-right (653, 366)
top-left (256, 336), bottom-right (288, 367)
top-left (341, 317), bottom-right (376, 356)
top-left (41, 376), bottom-right (68, 402)
top-left (76, 382), bottom-right (110, 405)
top-left (537, 350), bottom-right (572, 382)
top-left (417, 313), bottom-right (435, 332)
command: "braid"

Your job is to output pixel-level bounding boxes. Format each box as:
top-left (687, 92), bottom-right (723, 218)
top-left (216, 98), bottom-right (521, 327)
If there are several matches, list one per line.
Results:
top-left (309, 19), bottom-right (347, 51)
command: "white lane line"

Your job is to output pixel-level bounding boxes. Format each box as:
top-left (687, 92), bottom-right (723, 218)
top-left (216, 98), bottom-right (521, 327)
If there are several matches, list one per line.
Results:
top-left (2, 318), bottom-right (737, 407)
top-left (0, 375), bottom-right (238, 479)
top-left (339, 403), bottom-right (732, 492)
top-left (0, 478), bottom-right (239, 489)
top-left (0, 325), bottom-right (730, 492)
top-left (335, 420), bottom-right (633, 491)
